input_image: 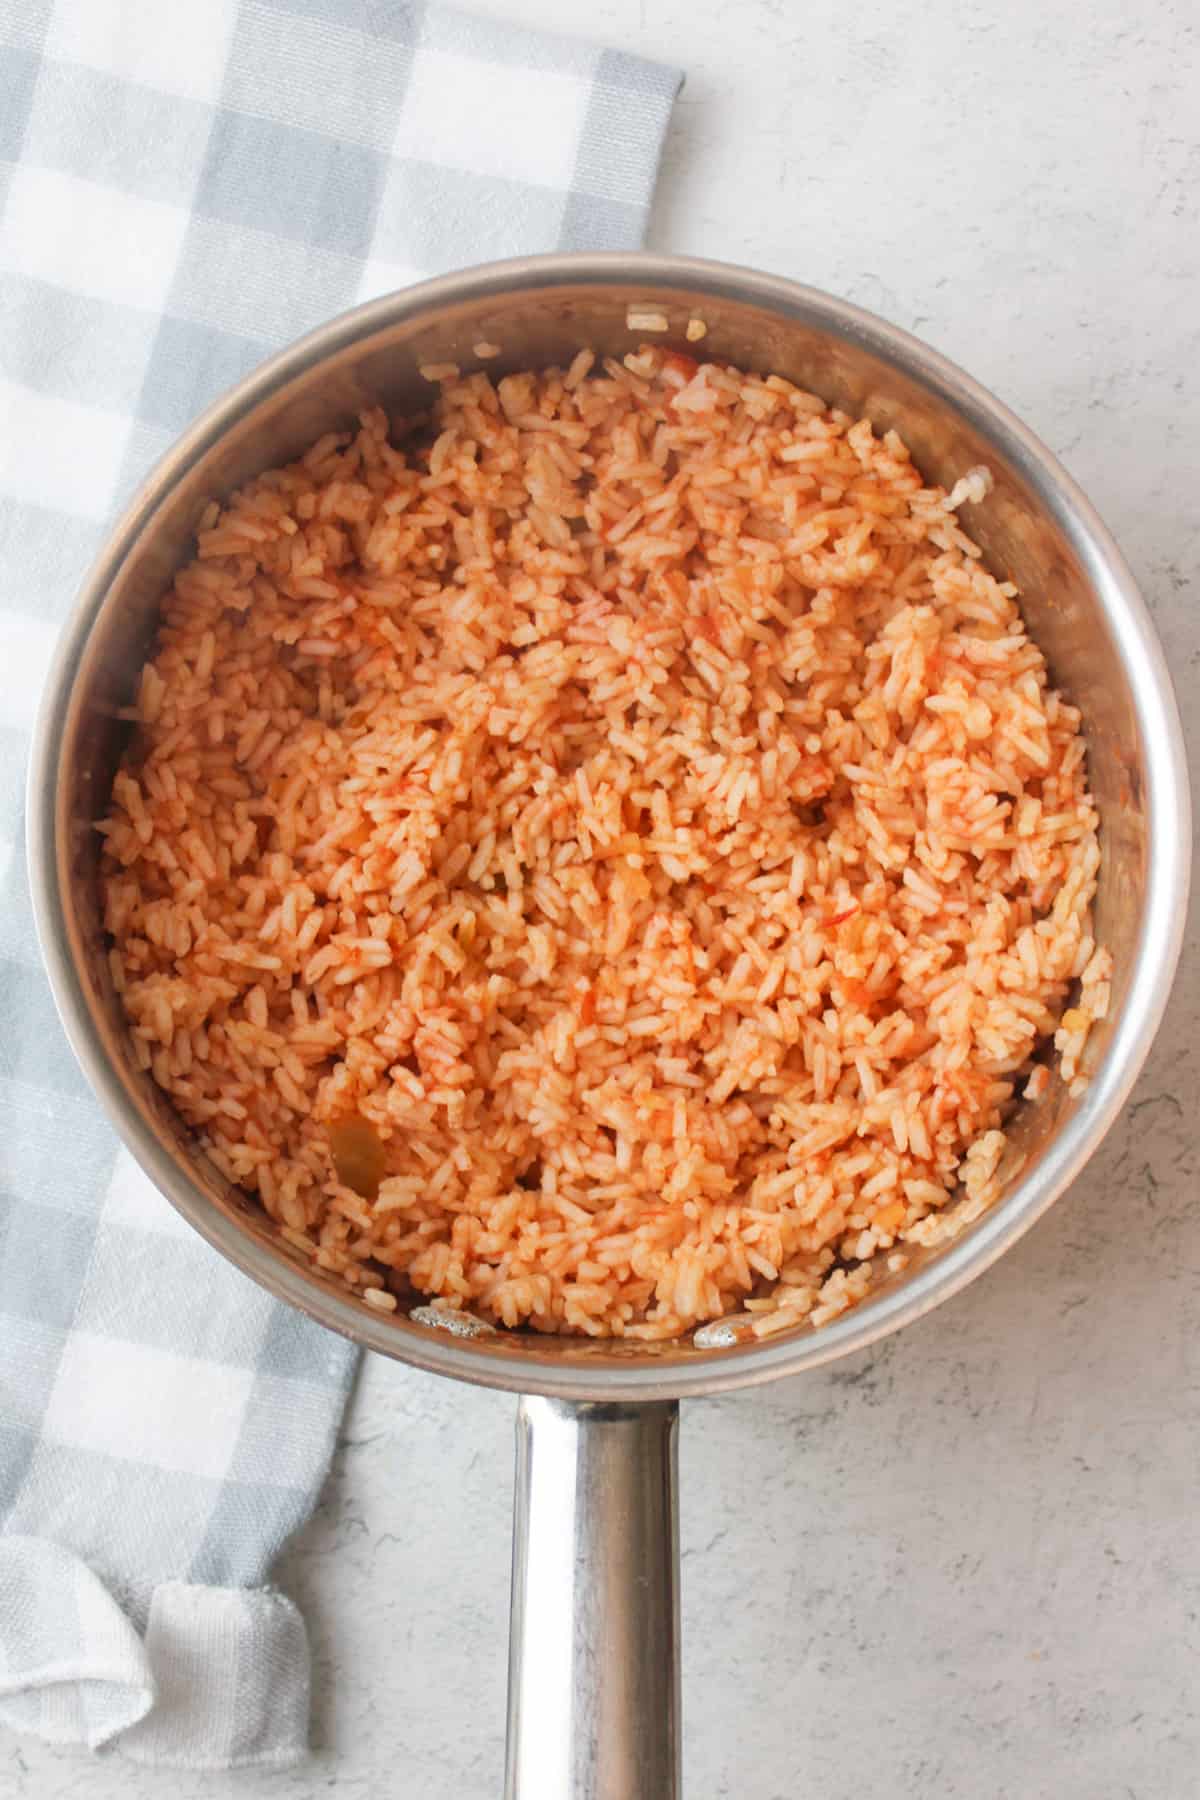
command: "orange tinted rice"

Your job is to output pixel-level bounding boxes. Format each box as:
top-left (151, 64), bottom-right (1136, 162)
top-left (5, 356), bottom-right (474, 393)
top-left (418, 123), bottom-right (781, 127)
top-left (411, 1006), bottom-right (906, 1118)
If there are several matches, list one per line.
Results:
top-left (99, 348), bottom-right (1108, 1339)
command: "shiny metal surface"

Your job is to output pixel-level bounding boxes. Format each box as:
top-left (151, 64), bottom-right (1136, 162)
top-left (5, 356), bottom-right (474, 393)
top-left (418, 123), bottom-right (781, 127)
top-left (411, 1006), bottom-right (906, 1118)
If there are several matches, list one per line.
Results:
top-left (28, 251), bottom-right (1190, 1399)
top-left (506, 1399), bottom-right (680, 1800)
top-left (27, 252), bottom-right (1190, 1796)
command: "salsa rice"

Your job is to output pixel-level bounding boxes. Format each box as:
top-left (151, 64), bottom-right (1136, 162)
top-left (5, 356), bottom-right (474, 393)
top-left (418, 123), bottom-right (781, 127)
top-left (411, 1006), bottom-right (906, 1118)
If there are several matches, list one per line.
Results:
top-left (99, 347), bottom-right (1109, 1340)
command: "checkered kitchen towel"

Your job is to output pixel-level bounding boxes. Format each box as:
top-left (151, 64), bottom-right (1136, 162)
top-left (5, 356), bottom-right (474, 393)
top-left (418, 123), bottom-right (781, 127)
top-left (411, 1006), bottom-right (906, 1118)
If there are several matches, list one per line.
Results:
top-left (0, 0), bottom-right (680, 1767)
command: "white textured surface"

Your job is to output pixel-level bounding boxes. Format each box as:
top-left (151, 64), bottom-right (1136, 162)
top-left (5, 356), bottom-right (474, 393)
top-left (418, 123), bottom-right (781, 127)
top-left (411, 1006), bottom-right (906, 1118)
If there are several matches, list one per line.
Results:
top-left (9, 0), bottom-right (1199, 1794)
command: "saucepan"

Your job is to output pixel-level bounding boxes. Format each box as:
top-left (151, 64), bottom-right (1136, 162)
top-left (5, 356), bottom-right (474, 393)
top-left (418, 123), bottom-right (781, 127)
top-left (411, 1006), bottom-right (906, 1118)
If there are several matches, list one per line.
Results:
top-left (28, 254), bottom-right (1190, 1798)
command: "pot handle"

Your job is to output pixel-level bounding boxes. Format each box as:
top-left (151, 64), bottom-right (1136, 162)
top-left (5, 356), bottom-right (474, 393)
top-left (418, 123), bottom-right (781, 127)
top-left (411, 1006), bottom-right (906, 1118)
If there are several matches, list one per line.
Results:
top-left (504, 1396), bottom-right (681, 1800)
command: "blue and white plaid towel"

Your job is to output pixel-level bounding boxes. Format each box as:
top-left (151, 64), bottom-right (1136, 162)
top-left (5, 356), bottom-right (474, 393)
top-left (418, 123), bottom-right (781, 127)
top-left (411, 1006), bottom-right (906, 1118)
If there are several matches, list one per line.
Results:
top-left (0, 0), bottom-right (680, 1768)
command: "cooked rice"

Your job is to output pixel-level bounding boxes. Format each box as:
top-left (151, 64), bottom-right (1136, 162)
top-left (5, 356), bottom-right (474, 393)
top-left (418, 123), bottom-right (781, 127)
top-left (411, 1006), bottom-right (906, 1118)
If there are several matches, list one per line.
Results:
top-left (99, 347), bottom-right (1106, 1340)
top-left (626, 308), bottom-right (670, 332)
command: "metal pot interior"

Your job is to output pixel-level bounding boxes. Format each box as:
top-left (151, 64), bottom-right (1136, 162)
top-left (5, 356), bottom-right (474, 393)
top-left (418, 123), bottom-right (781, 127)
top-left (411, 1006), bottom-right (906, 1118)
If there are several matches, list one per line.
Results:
top-left (34, 257), bottom-right (1184, 1398)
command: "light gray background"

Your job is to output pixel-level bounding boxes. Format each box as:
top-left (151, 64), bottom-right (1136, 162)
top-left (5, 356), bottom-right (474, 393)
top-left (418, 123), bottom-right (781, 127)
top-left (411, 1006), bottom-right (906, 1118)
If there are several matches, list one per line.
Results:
top-left (9, 0), bottom-right (1198, 1795)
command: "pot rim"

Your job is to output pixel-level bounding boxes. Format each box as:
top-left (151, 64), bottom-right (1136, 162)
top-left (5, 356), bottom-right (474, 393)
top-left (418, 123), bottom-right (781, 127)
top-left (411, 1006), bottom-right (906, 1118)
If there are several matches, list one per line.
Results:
top-left (27, 251), bottom-right (1192, 1400)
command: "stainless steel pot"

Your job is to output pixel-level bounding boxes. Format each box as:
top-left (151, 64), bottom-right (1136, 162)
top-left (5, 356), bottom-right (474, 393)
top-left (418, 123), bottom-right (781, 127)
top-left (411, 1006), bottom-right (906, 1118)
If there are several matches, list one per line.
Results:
top-left (28, 254), bottom-right (1190, 1799)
